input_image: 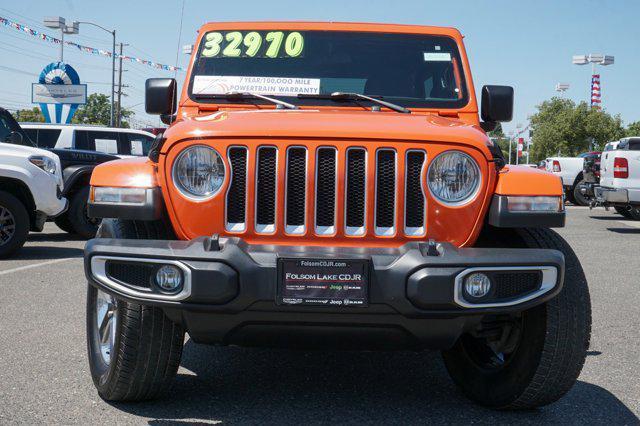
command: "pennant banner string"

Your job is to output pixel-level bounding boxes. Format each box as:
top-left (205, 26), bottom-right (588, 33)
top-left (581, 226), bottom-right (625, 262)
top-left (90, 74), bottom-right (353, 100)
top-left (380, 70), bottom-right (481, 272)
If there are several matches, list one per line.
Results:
top-left (0, 16), bottom-right (185, 72)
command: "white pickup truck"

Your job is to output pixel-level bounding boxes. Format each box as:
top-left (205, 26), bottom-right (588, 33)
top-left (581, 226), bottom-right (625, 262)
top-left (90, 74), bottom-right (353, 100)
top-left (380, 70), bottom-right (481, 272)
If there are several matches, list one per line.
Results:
top-left (0, 108), bottom-right (67, 257)
top-left (545, 153), bottom-right (597, 205)
top-left (596, 137), bottom-right (640, 219)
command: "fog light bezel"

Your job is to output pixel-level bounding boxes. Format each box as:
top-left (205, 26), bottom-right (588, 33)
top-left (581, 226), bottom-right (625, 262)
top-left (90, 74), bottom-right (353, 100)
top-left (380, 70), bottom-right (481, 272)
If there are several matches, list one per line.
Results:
top-left (90, 256), bottom-right (192, 301)
top-left (454, 266), bottom-right (558, 308)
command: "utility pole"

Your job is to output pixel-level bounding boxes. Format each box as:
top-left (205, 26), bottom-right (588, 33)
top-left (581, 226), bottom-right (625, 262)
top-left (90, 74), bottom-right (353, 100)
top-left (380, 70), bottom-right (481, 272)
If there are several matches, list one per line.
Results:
top-left (115, 43), bottom-right (130, 127)
top-left (116, 43), bottom-right (124, 127)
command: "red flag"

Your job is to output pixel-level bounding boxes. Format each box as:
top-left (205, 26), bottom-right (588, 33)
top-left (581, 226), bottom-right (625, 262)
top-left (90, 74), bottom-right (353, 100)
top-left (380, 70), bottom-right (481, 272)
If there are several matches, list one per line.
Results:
top-left (517, 137), bottom-right (524, 158)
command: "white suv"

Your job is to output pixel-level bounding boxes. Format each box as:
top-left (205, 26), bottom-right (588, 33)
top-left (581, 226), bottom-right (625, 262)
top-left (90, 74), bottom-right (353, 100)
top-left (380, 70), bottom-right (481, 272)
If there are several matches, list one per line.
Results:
top-left (20, 123), bottom-right (155, 157)
top-left (0, 110), bottom-right (67, 257)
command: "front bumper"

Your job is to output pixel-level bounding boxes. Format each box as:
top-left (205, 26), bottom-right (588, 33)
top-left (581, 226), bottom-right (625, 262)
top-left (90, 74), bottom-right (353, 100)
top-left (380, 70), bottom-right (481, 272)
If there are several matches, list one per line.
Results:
top-left (84, 237), bottom-right (564, 349)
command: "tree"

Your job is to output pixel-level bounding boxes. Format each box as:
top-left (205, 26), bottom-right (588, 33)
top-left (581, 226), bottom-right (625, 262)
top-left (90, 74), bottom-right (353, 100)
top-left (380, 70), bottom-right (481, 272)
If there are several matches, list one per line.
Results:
top-left (72, 93), bottom-right (133, 128)
top-left (626, 121), bottom-right (640, 137)
top-left (487, 123), bottom-right (517, 161)
top-left (529, 97), bottom-right (625, 162)
top-left (12, 107), bottom-right (44, 123)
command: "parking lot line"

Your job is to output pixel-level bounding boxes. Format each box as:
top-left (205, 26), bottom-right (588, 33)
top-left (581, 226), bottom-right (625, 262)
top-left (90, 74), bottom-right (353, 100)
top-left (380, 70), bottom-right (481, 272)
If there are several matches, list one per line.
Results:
top-left (0, 258), bottom-right (74, 276)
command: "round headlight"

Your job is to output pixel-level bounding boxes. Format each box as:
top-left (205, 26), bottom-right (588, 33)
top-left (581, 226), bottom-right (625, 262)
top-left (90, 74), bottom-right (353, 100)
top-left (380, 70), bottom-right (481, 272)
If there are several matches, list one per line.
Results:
top-left (173, 145), bottom-right (225, 199)
top-left (427, 151), bottom-right (480, 204)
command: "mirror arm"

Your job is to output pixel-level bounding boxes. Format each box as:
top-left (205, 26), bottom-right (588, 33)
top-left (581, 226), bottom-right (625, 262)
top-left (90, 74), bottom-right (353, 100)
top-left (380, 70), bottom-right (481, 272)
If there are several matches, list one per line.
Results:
top-left (480, 121), bottom-right (497, 132)
top-left (160, 114), bottom-right (177, 125)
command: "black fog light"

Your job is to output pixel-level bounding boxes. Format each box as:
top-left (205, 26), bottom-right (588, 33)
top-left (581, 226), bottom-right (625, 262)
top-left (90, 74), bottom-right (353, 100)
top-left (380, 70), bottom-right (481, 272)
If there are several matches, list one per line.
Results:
top-left (464, 272), bottom-right (492, 298)
top-left (155, 265), bottom-right (183, 293)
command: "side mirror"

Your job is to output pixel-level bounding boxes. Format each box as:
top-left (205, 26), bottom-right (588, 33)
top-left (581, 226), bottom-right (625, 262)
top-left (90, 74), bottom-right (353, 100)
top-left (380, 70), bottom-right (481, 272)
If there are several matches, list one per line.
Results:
top-left (145, 78), bottom-right (177, 116)
top-left (481, 85), bottom-right (514, 126)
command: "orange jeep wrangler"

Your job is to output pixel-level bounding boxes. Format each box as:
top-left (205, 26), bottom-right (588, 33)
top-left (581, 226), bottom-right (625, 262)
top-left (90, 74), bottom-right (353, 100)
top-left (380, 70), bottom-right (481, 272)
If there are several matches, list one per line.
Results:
top-left (84, 22), bottom-right (591, 409)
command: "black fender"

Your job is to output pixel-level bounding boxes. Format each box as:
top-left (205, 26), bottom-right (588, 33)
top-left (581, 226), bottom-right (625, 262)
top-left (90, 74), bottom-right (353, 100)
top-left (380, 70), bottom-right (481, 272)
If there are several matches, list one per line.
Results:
top-left (62, 165), bottom-right (94, 197)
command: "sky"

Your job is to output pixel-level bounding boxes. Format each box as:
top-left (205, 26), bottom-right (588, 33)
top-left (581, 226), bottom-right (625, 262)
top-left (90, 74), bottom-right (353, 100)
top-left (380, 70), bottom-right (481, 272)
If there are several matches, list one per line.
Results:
top-left (0, 0), bottom-right (638, 134)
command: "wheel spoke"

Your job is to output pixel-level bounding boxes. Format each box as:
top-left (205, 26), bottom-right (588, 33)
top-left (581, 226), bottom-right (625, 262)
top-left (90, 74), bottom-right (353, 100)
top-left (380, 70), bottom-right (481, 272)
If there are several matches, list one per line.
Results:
top-left (0, 206), bottom-right (15, 246)
top-left (95, 290), bottom-right (117, 365)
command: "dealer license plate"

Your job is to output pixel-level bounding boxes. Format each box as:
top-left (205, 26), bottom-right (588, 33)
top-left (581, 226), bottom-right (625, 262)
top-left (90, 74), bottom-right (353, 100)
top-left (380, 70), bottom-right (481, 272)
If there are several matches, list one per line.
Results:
top-left (277, 258), bottom-right (369, 307)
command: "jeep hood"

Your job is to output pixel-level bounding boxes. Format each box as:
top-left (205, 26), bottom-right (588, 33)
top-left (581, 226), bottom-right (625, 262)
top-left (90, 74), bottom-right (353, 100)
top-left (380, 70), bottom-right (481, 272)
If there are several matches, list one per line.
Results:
top-left (161, 109), bottom-right (491, 155)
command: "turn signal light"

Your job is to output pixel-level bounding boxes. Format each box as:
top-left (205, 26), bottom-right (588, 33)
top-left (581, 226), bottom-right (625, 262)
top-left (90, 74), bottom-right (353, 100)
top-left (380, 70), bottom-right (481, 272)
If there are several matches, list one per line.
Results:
top-left (613, 157), bottom-right (629, 179)
top-left (91, 187), bottom-right (147, 205)
top-left (507, 196), bottom-right (563, 212)
top-left (552, 160), bottom-right (561, 172)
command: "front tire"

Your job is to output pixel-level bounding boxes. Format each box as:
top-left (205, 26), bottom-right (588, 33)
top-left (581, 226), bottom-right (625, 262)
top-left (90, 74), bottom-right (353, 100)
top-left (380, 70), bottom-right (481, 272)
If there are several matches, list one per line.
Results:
top-left (443, 228), bottom-right (591, 409)
top-left (69, 187), bottom-right (101, 238)
top-left (0, 190), bottom-right (30, 258)
top-left (86, 219), bottom-right (184, 401)
top-left (54, 213), bottom-right (75, 234)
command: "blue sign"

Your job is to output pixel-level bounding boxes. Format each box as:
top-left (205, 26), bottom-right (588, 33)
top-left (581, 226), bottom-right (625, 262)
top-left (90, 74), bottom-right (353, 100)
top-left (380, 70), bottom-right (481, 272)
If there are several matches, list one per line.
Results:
top-left (37, 62), bottom-right (82, 124)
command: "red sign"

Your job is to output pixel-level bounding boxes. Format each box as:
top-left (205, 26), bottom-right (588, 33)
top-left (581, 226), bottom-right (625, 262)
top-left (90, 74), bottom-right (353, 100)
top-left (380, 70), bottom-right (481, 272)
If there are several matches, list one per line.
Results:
top-left (517, 137), bottom-right (524, 158)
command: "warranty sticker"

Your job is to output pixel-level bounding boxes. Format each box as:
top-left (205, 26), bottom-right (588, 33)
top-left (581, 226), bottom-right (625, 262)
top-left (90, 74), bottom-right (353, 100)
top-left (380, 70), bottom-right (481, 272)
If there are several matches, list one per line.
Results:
top-left (192, 75), bottom-right (320, 97)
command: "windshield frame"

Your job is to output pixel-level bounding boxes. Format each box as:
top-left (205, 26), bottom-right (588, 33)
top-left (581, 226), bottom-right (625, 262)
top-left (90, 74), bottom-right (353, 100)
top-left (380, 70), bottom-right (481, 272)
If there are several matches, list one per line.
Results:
top-left (184, 24), bottom-right (474, 112)
top-left (0, 108), bottom-right (36, 147)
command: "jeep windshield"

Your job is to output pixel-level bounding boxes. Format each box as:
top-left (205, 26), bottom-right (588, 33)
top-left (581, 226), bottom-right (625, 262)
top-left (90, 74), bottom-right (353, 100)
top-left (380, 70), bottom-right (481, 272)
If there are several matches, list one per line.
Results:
top-left (188, 31), bottom-right (469, 109)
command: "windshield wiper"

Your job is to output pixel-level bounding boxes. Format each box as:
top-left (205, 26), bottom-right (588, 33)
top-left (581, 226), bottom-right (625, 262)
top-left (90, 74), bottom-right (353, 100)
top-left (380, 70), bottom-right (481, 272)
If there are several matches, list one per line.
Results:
top-left (193, 91), bottom-right (298, 110)
top-left (298, 92), bottom-right (410, 114)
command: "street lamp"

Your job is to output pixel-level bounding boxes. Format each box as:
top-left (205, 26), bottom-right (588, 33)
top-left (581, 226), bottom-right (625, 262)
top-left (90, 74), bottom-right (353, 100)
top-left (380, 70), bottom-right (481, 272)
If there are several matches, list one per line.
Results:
top-left (43, 16), bottom-right (78, 62)
top-left (572, 54), bottom-right (614, 108)
top-left (73, 21), bottom-right (116, 127)
top-left (555, 83), bottom-right (570, 94)
top-left (43, 17), bottom-right (117, 127)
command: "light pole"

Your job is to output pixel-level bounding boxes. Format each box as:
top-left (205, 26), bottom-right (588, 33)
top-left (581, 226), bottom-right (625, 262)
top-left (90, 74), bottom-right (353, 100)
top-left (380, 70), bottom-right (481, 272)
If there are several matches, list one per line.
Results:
top-left (43, 17), bottom-right (79, 61)
top-left (572, 54), bottom-right (614, 109)
top-left (75, 21), bottom-right (116, 127)
top-left (555, 83), bottom-right (570, 95)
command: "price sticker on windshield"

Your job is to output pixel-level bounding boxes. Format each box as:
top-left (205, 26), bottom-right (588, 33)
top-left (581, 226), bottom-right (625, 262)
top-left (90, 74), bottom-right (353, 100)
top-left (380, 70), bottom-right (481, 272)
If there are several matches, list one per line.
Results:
top-left (200, 31), bottom-right (305, 59)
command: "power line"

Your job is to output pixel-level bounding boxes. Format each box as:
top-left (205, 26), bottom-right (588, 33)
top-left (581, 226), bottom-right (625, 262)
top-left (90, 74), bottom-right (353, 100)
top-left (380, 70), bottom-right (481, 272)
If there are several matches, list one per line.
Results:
top-left (173, 0), bottom-right (187, 80)
top-left (0, 41), bottom-right (55, 61)
top-left (0, 7), bottom-right (112, 46)
top-left (0, 35), bottom-right (114, 71)
top-left (0, 65), bottom-right (38, 77)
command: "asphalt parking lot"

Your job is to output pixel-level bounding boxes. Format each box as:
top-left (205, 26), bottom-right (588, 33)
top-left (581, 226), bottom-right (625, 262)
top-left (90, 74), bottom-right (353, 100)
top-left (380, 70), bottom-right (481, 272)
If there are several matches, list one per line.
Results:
top-left (0, 206), bottom-right (639, 425)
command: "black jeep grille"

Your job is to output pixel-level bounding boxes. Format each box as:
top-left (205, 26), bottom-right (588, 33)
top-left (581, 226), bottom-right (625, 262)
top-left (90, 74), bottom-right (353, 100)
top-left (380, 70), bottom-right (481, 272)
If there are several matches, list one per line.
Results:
top-left (375, 150), bottom-right (396, 229)
top-left (256, 147), bottom-right (277, 227)
top-left (405, 151), bottom-right (426, 230)
top-left (226, 147), bottom-right (247, 226)
top-left (315, 148), bottom-right (337, 228)
top-left (224, 145), bottom-right (429, 237)
top-left (285, 147), bottom-right (307, 228)
top-left (346, 149), bottom-right (366, 229)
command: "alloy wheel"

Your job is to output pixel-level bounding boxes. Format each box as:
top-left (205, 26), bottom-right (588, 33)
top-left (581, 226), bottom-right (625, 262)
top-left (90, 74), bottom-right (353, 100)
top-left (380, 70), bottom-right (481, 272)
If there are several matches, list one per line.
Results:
top-left (95, 289), bottom-right (118, 365)
top-left (0, 206), bottom-right (16, 246)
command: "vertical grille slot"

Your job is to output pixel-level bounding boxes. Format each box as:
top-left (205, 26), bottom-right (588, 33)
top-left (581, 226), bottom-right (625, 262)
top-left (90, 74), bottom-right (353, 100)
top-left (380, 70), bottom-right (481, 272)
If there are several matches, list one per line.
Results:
top-left (315, 147), bottom-right (337, 234)
top-left (375, 149), bottom-right (396, 235)
top-left (405, 150), bottom-right (426, 236)
top-left (345, 148), bottom-right (366, 235)
top-left (226, 147), bottom-right (248, 232)
top-left (285, 147), bottom-right (307, 234)
top-left (255, 147), bottom-right (277, 233)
